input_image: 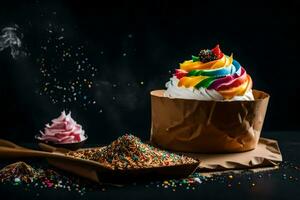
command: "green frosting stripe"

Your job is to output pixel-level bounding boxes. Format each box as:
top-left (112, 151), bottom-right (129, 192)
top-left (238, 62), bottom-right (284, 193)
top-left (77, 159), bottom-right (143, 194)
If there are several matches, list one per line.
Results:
top-left (192, 55), bottom-right (200, 62)
top-left (195, 77), bottom-right (216, 89)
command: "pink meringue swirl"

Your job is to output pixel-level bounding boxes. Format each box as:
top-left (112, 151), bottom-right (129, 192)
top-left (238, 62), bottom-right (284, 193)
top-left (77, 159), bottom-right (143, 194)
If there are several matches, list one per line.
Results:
top-left (38, 111), bottom-right (86, 144)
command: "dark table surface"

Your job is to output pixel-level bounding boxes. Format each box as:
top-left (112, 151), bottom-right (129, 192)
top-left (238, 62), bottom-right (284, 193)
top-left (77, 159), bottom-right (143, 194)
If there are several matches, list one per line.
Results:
top-left (1, 131), bottom-right (300, 200)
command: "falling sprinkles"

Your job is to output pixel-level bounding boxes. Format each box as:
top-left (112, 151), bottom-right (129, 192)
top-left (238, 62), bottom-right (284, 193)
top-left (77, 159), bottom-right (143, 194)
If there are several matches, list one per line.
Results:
top-left (35, 23), bottom-right (146, 114)
top-left (29, 11), bottom-right (147, 115)
top-left (36, 22), bottom-right (98, 109)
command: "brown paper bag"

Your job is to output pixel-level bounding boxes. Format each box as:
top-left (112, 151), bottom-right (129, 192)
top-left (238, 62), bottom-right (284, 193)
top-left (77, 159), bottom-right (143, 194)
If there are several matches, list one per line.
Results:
top-left (183, 137), bottom-right (282, 170)
top-left (150, 89), bottom-right (270, 153)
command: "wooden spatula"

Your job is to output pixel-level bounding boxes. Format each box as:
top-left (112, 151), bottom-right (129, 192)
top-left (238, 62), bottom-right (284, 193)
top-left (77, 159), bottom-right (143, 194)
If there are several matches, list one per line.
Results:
top-left (0, 139), bottom-right (111, 182)
top-left (0, 139), bottom-right (199, 183)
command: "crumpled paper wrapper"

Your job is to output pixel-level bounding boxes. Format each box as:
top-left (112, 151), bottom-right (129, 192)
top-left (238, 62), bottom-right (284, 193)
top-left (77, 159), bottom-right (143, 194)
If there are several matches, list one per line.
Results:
top-left (183, 137), bottom-right (282, 170)
top-left (150, 89), bottom-right (270, 153)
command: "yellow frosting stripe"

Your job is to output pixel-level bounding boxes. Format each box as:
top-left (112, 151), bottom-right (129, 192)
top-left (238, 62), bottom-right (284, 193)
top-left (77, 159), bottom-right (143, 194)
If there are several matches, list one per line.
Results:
top-left (211, 54), bottom-right (233, 69)
top-left (210, 54), bottom-right (226, 69)
top-left (225, 54), bottom-right (233, 67)
top-left (180, 60), bottom-right (218, 71)
top-left (178, 76), bottom-right (209, 88)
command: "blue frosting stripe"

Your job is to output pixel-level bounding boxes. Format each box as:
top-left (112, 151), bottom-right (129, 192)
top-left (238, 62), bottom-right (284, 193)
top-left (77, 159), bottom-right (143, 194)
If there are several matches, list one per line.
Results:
top-left (232, 59), bottom-right (241, 74)
top-left (187, 65), bottom-right (232, 77)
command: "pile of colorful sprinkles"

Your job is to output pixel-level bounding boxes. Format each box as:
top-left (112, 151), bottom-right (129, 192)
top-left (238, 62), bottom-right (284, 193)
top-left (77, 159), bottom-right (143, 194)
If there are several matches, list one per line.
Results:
top-left (0, 162), bottom-right (37, 184)
top-left (66, 134), bottom-right (197, 170)
top-left (0, 161), bottom-right (96, 195)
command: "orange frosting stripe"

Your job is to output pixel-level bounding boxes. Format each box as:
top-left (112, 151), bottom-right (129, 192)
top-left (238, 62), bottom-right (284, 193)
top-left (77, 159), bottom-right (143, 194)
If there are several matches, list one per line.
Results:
top-left (178, 76), bottom-right (209, 88)
top-left (218, 75), bottom-right (252, 99)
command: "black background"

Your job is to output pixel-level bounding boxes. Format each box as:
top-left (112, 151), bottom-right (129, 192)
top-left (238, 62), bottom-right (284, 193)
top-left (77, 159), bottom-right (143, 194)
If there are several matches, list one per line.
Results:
top-left (0, 0), bottom-right (299, 143)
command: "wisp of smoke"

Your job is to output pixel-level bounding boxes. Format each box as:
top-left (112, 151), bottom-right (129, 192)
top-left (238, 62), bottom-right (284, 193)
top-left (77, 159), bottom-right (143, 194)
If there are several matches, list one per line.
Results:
top-left (0, 25), bottom-right (27, 59)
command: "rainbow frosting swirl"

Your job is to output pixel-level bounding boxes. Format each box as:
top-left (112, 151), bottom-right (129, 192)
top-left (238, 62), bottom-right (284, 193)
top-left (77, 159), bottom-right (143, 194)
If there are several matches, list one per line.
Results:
top-left (164, 45), bottom-right (254, 101)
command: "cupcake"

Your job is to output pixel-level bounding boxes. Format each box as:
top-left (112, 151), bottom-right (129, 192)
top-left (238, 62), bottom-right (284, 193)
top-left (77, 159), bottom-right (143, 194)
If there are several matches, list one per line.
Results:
top-left (37, 111), bottom-right (87, 149)
top-left (150, 45), bottom-right (269, 153)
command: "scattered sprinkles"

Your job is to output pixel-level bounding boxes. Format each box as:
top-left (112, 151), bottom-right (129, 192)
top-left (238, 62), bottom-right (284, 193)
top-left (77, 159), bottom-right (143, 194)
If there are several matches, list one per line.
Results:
top-left (66, 134), bottom-right (197, 170)
top-left (0, 161), bottom-right (299, 195)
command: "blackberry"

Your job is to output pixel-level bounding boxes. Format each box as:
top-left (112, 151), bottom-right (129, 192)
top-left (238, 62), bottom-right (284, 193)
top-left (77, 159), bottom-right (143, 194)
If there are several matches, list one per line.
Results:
top-left (198, 49), bottom-right (217, 63)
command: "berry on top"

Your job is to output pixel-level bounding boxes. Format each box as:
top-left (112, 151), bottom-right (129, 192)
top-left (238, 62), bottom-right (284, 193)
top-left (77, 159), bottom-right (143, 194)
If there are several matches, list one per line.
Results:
top-left (211, 44), bottom-right (224, 59)
top-left (198, 49), bottom-right (217, 63)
